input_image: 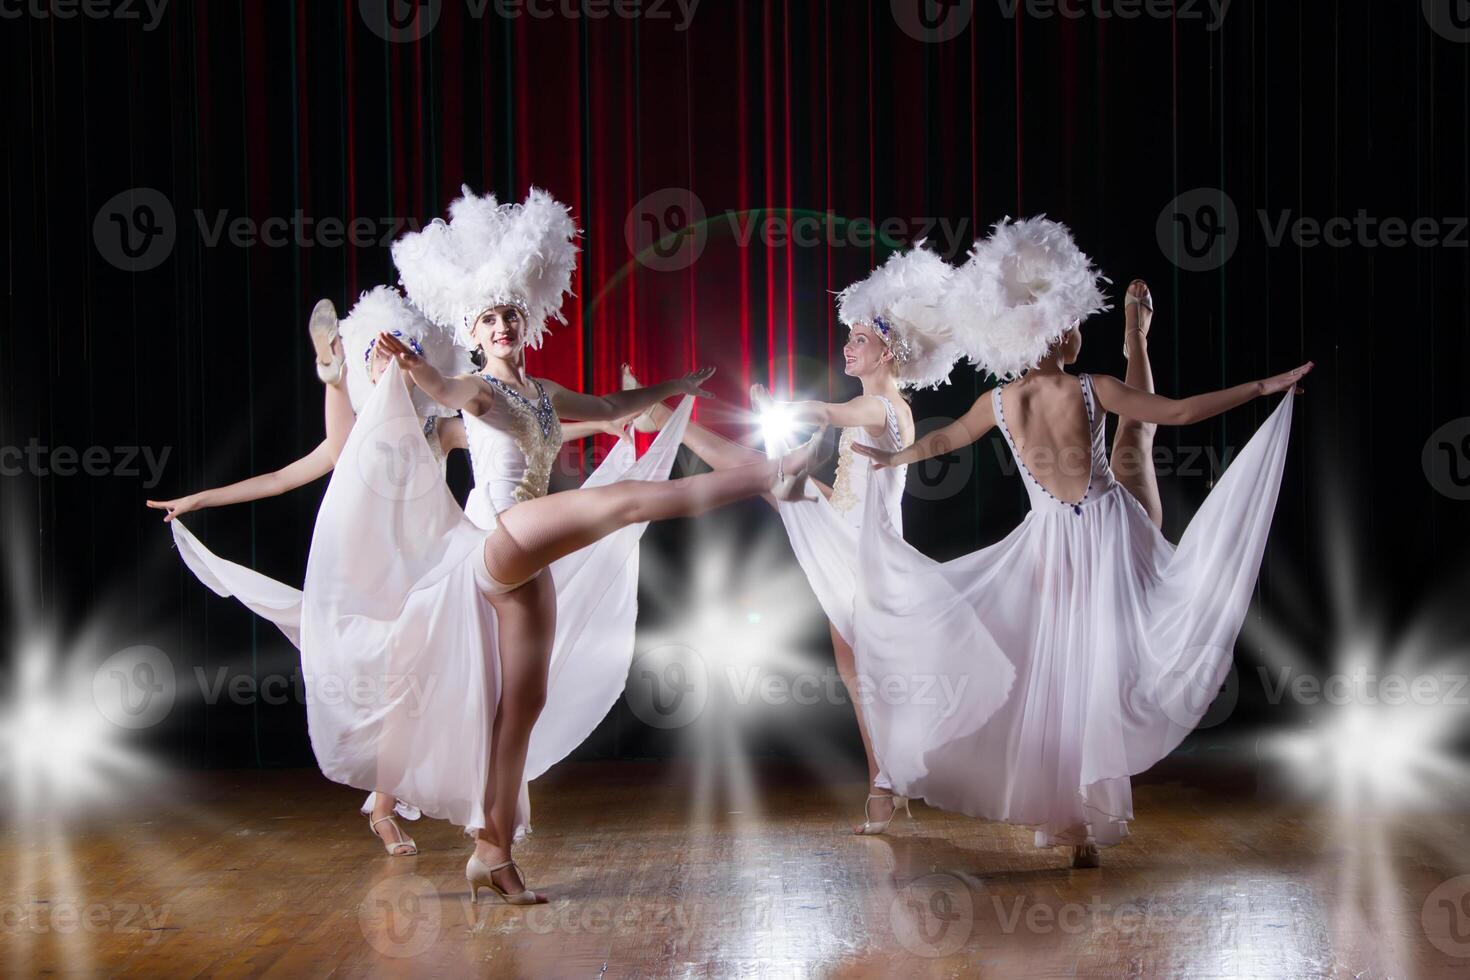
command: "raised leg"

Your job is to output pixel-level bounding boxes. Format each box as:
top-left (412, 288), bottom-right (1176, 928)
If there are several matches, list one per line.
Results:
top-left (323, 337), bottom-right (356, 459)
top-left (1111, 279), bottom-right (1163, 529)
top-left (481, 435), bottom-right (823, 586)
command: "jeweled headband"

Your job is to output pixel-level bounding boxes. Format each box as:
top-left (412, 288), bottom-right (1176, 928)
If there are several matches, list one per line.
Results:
top-left (871, 316), bottom-right (915, 365)
top-left (364, 331), bottom-right (425, 362)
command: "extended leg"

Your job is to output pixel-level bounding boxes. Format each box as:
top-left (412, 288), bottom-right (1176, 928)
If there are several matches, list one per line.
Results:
top-left (1111, 279), bottom-right (1163, 528)
top-left (482, 436), bottom-right (822, 586)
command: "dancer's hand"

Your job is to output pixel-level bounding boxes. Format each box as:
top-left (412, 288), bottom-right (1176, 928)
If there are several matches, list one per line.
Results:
top-left (375, 331), bottom-right (425, 370)
top-left (676, 367), bottom-right (718, 398)
top-left (1258, 361), bottom-right (1314, 396)
top-left (851, 444), bottom-right (899, 470)
top-left (147, 493), bottom-right (206, 522)
top-left (605, 415), bottom-right (638, 445)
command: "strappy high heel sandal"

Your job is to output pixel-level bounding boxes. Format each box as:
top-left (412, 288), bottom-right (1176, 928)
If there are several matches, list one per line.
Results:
top-left (309, 298), bottom-right (344, 384)
top-left (1071, 841), bottom-right (1101, 869)
top-left (854, 793), bottom-right (912, 836)
top-left (773, 426), bottom-right (831, 502)
top-left (1122, 279), bottom-right (1152, 361)
top-left (466, 854), bottom-right (540, 906)
top-left (620, 363), bottom-right (661, 433)
top-left (368, 814), bottom-right (418, 856)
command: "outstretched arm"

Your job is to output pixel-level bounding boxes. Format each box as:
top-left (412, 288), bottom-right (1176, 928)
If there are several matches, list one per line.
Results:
top-left (853, 391), bottom-right (998, 469)
top-left (542, 368), bottom-right (717, 421)
top-left (560, 416), bottom-right (637, 446)
top-left (1089, 361), bottom-right (1313, 426)
top-left (764, 390), bottom-right (890, 430)
top-left (376, 332), bottom-right (495, 416)
top-left (146, 441), bottom-right (336, 522)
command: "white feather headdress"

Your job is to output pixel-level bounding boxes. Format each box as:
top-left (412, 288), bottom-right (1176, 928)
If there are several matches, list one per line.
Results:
top-left (338, 285), bottom-right (472, 417)
top-left (391, 186), bottom-right (580, 351)
top-left (835, 242), bottom-right (961, 390)
top-left (941, 216), bottom-right (1111, 381)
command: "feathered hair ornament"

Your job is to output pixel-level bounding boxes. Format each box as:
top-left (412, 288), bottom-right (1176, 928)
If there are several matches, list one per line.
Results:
top-left (338, 285), bottom-right (472, 417)
top-left (835, 242), bottom-right (961, 390)
top-left (391, 185), bottom-right (581, 351)
top-left (941, 216), bottom-right (1111, 381)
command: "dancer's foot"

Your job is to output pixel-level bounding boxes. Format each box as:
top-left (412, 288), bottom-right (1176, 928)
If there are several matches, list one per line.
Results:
top-left (309, 298), bottom-right (345, 384)
top-left (773, 423), bottom-right (831, 501)
top-left (468, 843), bottom-right (545, 905)
top-left (1070, 842), bottom-right (1101, 869)
top-left (620, 364), bottom-right (666, 432)
top-left (1122, 279), bottom-right (1153, 361)
top-left (853, 790), bottom-right (910, 835)
top-left (368, 805), bottom-right (417, 856)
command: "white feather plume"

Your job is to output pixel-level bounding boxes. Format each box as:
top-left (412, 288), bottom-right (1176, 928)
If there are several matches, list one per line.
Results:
top-left (338, 285), bottom-right (472, 417)
top-left (835, 242), bottom-right (961, 390)
top-left (392, 186), bottom-right (580, 351)
top-left (942, 216), bottom-right (1111, 380)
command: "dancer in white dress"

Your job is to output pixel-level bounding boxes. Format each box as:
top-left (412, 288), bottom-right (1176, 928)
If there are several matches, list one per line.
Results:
top-left (853, 217), bottom-right (1313, 867)
top-left (321, 185), bottom-right (828, 903)
top-left (148, 288), bottom-right (647, 856)
top-left (623, 246), bottom-right (1013, 835)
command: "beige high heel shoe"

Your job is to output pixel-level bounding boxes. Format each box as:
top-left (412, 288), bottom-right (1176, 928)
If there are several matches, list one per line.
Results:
top-left (773, 426), bottom-right (831, 502)
top-left (854, 793), bottom-right (912, 835)
top-left (466, 854), bottom-right (540, 906)
top-left (620, 363), bottom-right (662, 433)
top-left (309, 298), bottom-right (344, 384)
top-left (1122, 279), bottom-right (1152, 360)
top-left (368, 814), bottom-right (417, 856)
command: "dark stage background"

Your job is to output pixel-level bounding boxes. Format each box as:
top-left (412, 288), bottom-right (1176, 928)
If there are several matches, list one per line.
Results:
top-left (3, 1), bottom-right (1468, 771)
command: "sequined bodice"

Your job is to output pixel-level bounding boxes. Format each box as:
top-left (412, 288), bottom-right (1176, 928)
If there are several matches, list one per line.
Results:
top-left (463, 376), bottom-right (564, 526)
top-left (829, 396), bottom-right (907, 531)
top-left (993, 373), bottom-right (1118, 517)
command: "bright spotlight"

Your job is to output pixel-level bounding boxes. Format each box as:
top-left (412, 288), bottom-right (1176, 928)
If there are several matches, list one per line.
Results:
top-left (759, 402), bottom-right (797, 447)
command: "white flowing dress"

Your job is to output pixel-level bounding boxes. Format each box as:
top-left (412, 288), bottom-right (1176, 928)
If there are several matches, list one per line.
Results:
top-left (857, 374), bottom-right (1293, 846)
top-left (171, 366), bottom-right (693, 834)
top-left (768, 397), bottom-right (1016, 790)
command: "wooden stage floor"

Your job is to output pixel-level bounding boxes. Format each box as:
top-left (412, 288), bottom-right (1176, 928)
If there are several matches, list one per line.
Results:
top-left (3, 760), bottom-right (1467, 978)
